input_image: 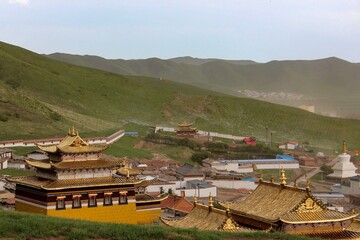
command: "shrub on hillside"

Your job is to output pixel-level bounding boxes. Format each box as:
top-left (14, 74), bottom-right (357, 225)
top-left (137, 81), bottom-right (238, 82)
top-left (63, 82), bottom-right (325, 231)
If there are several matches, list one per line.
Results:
top-left (0, 113), bottom-right (9, 122)
top-left (191, 151), bottom-right (212, 164)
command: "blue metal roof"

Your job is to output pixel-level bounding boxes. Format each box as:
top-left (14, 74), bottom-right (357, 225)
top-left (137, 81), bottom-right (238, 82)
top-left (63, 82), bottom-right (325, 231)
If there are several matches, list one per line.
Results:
top-left (276, 154), bottom-right (295, 160)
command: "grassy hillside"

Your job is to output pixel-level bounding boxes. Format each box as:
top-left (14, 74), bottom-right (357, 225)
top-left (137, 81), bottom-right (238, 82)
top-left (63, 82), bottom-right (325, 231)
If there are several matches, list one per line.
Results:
top-left (46, 53), bottom-right (360, 118)
top-left (1, 41), bottom-right (360, 150)
top-left (0, 210), bottom-right (316, 240)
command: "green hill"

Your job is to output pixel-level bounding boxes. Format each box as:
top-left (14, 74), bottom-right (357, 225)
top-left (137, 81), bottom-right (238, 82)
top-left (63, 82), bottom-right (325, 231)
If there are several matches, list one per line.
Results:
top-left (0, 210), bottom-right (315, 240)
top-left (1, 41), bottom-right (360, 150)
top-left (47, 53), bottom-right (360, 118)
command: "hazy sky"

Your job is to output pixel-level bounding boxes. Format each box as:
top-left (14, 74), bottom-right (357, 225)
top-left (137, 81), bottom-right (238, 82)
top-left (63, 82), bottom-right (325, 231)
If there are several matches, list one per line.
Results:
top-left (1, 0), bottom-right (359, 62)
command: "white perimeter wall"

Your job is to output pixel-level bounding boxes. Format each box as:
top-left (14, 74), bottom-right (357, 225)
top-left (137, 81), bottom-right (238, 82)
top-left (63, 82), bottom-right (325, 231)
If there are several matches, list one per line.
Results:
top-left (256, 163), bottom-right (299, 170)
top-left (209, 180), bottom-right (257, 190)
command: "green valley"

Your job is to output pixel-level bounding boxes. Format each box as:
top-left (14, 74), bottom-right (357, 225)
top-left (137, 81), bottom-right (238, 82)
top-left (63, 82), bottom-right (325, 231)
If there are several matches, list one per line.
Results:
top-left (0, 41), bottom-right (360, 150)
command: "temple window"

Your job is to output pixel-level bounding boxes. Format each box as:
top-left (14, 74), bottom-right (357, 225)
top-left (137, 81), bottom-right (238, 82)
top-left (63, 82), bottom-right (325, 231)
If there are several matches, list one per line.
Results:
top-left (103, 192), bottom-right (113, 206)
top-left (72, 195), bottom-right (82, 208)
top-left (88, 194), bottom-right (97, 207)
top-left (119, 191), bottom-right (128, 205)
top-left (56, 196), bottom-right (66, 210)
top-left (137, 187), bottom-right (145, 194)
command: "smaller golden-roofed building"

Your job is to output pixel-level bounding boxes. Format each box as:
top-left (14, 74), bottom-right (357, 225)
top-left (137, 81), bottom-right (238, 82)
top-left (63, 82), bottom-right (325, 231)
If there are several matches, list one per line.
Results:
top-left (220, 169), bottom-right (360, 239)
top-left (8, 128), bottom-right (166, 224)
top-left (161, 195), bottom-right (254, 232)
top-left (176, 121), bottom-right (198, 138)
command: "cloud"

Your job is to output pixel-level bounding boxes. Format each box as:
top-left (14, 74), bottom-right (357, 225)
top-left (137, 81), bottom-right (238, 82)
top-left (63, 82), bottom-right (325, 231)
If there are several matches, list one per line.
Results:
top-left (8, 0), bottom-right (29, 5)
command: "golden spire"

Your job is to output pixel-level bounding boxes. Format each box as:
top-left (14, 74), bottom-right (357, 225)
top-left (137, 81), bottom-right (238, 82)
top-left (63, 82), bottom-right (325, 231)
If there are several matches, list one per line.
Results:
top-left (342, 140), bottom-right (347, 154)
top-left (270, 174), bottom-right (274, 183)
top-left (279, 167), bottom-right (287, 185)
top-left (68, 127), bottom-right (71, 136)
top-left (76, 129), bottom-right (79, 136)
top-left (306, 178), bottom-right (311, 191)
top-left (208, 192), bottom-right (214, 211)
top-left (193, 195), bottom-right (197, 207)
top-left (259, 170), bottom-right (263, 183)
top-left (226, 203), bottom-right (230, 216)
top-left (72, 126), bottom-right (75, 136)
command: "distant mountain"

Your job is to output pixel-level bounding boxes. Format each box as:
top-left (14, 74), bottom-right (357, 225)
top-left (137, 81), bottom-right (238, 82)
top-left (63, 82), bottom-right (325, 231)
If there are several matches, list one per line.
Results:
top-left (46, 53), bottom-right (360, 118)
top-left (2, 41), bottom-right (360, 148)
top-left (168, 56), bottom-right (258, 66)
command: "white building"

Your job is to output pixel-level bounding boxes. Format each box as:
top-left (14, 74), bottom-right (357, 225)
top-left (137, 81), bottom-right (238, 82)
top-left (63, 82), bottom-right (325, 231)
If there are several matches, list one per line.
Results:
top-left (204, 156), bottom-right (299, 174)
top-left (340, 176), bottom-right (360, 195)
top-left (328, 142), bottom-right (357, 180)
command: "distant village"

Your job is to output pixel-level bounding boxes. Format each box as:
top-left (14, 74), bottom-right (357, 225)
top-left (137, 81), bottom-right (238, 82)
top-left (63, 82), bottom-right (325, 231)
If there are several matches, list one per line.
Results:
top-left (1, 123), bottom-right (360, 239)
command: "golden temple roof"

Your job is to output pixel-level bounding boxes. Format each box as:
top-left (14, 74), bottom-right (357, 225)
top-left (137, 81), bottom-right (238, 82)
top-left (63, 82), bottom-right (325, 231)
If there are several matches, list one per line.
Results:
top-left (303, 230), bottom-right (360, 240)
top-left (135, 194), bottom-right (168, 203)
top-left (280, 210), bottom-right (358, 224)
top-left (161, 204), bottom-right (254, 232)
top-left (222, 181), bottom-right (309, 223)
top-left (26, 159), bottom-right (124, 170)
top-left (37, 129), bottom-right (109, 154)
top-left (117, 167), bottom-right (142, 176)
top-left (222, 181), bottom-right (360, 224)
top-left (178, 121), bottom-right (193, 127)
top-left (8, 175), bottom-right (142, 190)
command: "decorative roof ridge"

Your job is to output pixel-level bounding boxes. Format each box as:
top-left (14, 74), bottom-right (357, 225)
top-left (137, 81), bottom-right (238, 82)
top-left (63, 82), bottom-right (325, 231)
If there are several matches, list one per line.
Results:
top-left (260, 181), bottom-right (307, 192)
top-left (136, 194), bottom-right (168, 203)
top-left (217, 213), bottom-right (253, 232)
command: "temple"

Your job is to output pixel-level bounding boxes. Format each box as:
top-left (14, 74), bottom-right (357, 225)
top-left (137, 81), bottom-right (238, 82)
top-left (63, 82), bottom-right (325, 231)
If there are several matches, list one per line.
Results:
top-left (7, 128), bottom-right (166, 224)
top-left (162, 168), bottom-right (360, 239)
top-left (176, 122), bottom-right (198, 138)
top-left (161, 194), bottom-right (253, 232)
top-left (328, 141), bottom-right (357, 181)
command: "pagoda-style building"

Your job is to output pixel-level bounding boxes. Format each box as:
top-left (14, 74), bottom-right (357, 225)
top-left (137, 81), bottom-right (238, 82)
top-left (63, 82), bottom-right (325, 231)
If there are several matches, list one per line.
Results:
top-left (8, 128), bottom-right (166, 224)
top-left (222, 170), bottom-right (360, 237)
top-left (176, 122), bottom-right (198, 138)
top-left (163, 168), bottom-right (360, 239)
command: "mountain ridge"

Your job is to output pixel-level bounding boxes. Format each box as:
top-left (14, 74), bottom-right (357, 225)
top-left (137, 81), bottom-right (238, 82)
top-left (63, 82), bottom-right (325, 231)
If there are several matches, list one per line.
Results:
top-left (46, 52), bottom-right (360, 118)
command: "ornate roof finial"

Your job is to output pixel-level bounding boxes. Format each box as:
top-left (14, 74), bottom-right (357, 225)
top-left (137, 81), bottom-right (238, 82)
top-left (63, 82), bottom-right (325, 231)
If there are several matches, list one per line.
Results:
top-left (226, 203), bottom-right (230, 216)
top-left (270, 174), bottom-right (274, 183)
top-left (72, 126), bottom-right (75, 136)
top-left (208, 192), bottom-right (214, 211)
top-left (259, 170), bottom-right (263, 183)
top-left (279, 167), bottom-right (287, 185)
top-left (76, 128), bottom-right (79, 136)
top-left (342, 140), bottom-right (347, 154)
top-left (306, 178), bottom-right (311, 191)
top-left (68, 127), bottom-right (71, 136)
top-left (193, 195), bottom-right (197, 207)
top-left (294, 179), bottom-right (298, 187)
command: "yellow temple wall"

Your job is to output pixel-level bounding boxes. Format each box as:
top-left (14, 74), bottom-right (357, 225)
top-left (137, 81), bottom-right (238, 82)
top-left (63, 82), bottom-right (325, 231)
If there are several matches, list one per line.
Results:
top-left (136, 208), bottom-right (162, 224)
top-left (47, 202), bottom-right (138, 224)
top-left (16, 201), bottom-right (47, 215)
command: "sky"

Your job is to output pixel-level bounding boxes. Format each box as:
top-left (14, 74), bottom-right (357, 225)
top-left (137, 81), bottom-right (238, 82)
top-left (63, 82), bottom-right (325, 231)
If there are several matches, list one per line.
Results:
top-left (0, 0), bottom-right (360, 62)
